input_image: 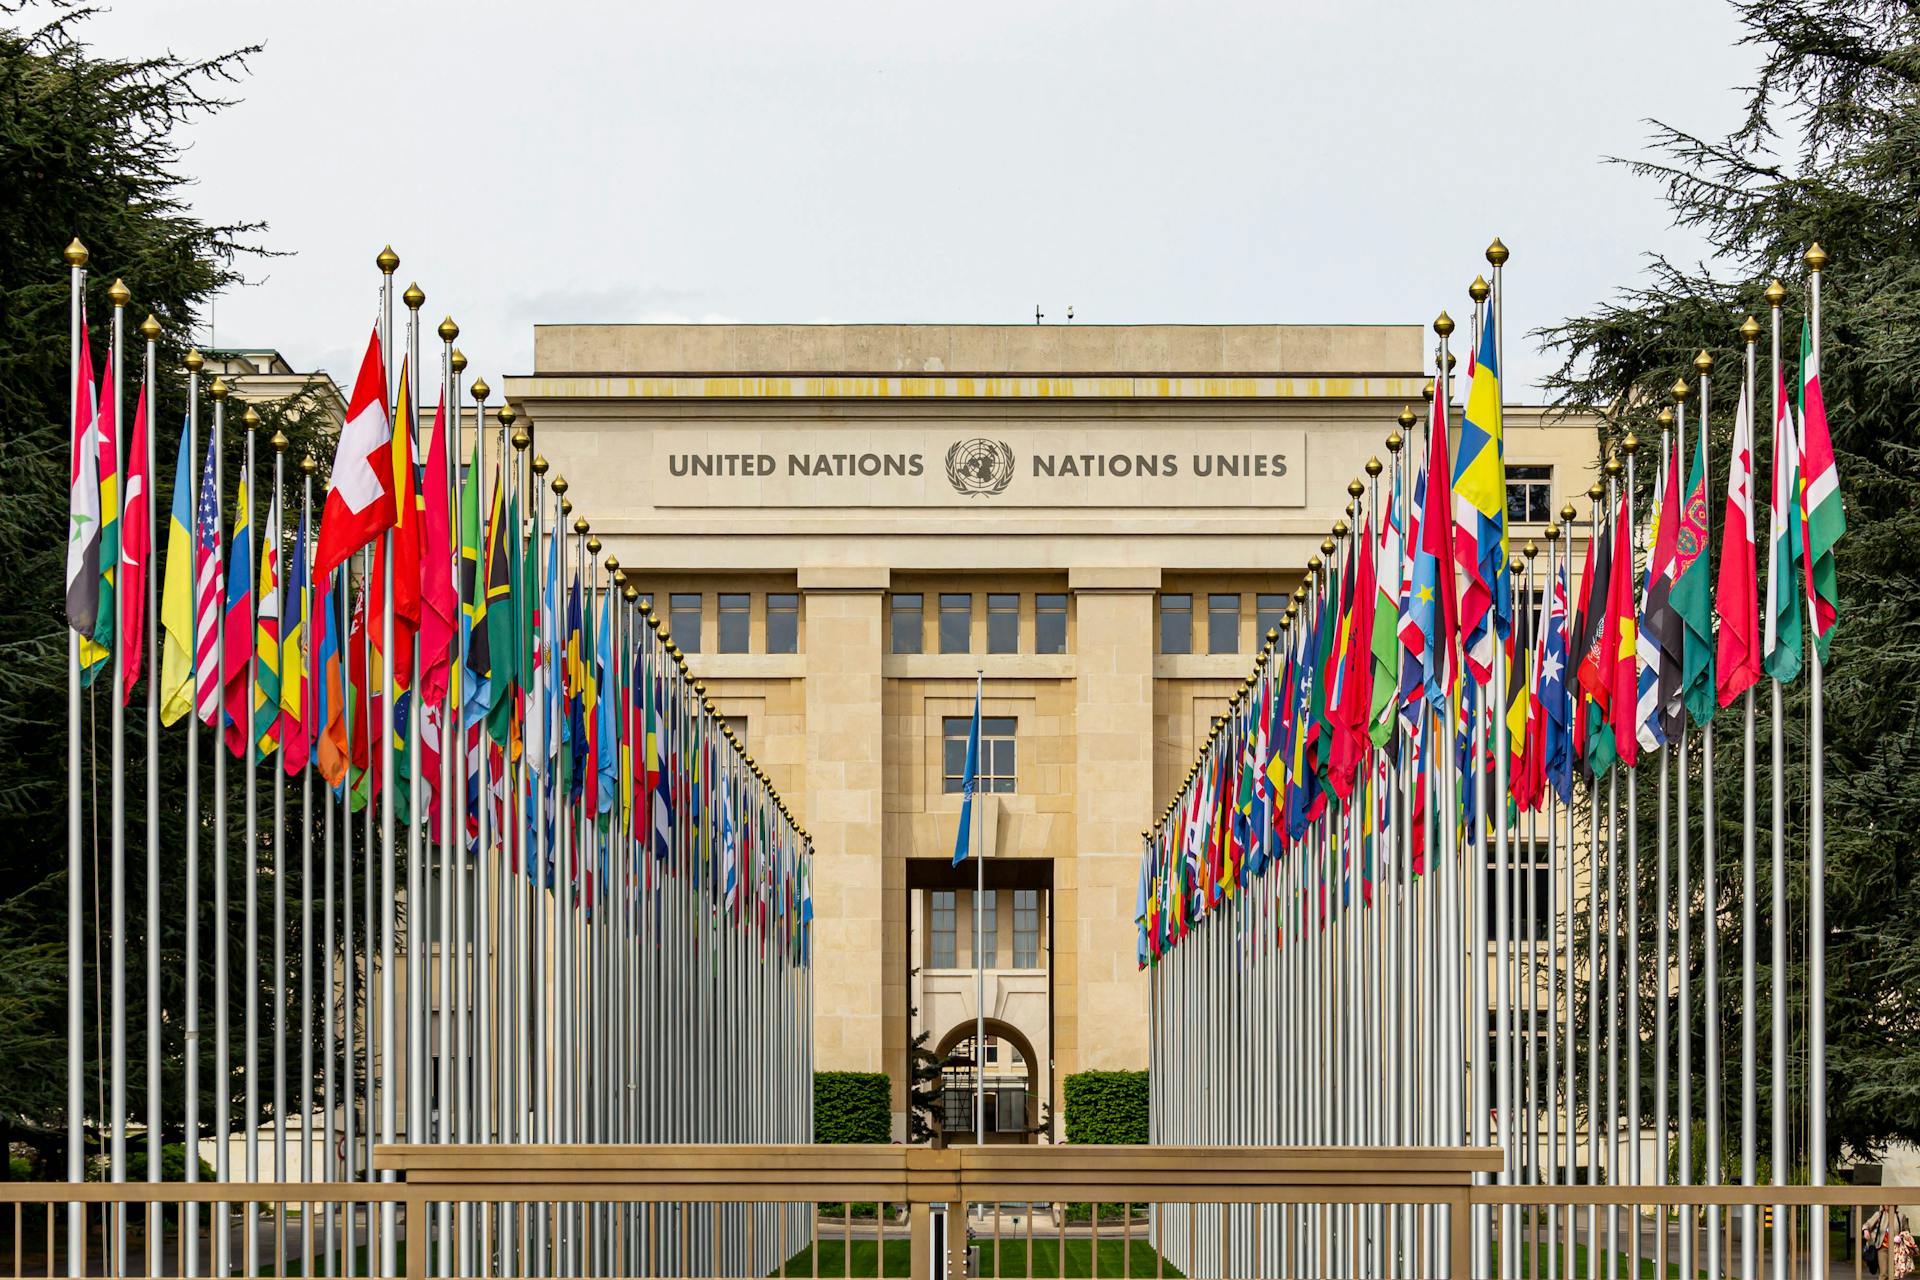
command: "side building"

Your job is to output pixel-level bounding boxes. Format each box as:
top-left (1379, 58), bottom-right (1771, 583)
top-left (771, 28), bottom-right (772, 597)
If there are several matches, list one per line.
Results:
top-left (503, 322), bottom-right (1599, 1142)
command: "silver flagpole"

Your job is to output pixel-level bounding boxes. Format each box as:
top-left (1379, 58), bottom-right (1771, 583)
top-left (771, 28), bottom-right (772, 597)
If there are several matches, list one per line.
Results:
top-left (974, 667), bottom-right (986, 1148)
top-left (1805, 244), bottom-right (1830, 1280)
top-left (1655, 411), bottom-right (1674, 1280)
top-left (1765, 278), bottom-right (1787, 1280)
top-left (208, 376), bottom-right (231, 1278)
top-left (1585, 482), bottom-right (1605, 1274)
top-left (138, 311), bottom-right (163, 1278)
top-left (64, 238), bottom-right (87, 1280)
top-left (241, 399), bottom-right (261, 1278)
top-left (1604, 455), bottom-right (1622, 1276)
top-left (1671, 391), bottom-right (1692, 1280)
top-left (300, 457), bottom-right (316, 1208)
top-left (378, 247), bottom-right (399, 1280)
top-left (1546, 517), bottom-right (1568, 1280)
top-left (1740, 312), bottom-right (1760, 1280)
top-left (1697, 347), bottom-right (1723, 1280)
top-left (1625, 429), bottom-right (1644, 1280)
top-left (269, 426), bottom-right (289, 1241)
top-left (183, 346), bottom-right (205, 1280)
top-left (106, 280), bottom-right (128, 1276)
top-left (402, 283), bottom-right (425, 1176)
top-left (439, 335), bottom-right (462, 1278)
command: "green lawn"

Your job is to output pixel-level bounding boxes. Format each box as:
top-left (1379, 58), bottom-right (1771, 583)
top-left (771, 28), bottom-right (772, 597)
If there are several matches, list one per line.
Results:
top-left (776, 1236), bottom-right (1177, 1278)
top-left (261, 1241), bottom-right (399, 1276)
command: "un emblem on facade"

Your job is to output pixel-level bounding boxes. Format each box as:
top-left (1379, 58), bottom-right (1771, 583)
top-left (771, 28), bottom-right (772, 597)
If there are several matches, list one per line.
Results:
top-left (945, 438), bottom-right (1015, 497)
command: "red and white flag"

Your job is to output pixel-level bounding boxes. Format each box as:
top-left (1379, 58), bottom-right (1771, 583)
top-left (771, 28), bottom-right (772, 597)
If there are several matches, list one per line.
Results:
top-left (313, 326), bottom-right (394, 582)
top-left (1715, 380), bottom-right (1760, 705)
top-left (119, 383), bottom-right (151, 704)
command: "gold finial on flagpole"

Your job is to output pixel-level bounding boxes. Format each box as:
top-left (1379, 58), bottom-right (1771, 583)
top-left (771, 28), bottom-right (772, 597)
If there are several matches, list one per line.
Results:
top-left (241, 405), bottom-right (259, 433)
top-left (1764, 279), bottom-right (1787, 307)
top-left (140, 315), bottom-right (161, 341)
top-left (1605, 456), bottom-right (1623, 478)
top-left (497, 404), bottom-right (516, 427)
top-left (1486, 237), bottom-right (1509, 267)
top-left (1546, 523), bottom-right (1560, 543)
top-left (1387, 432), bottom-right (1404, 454)
top-left (532, 455), bottom-right (549, 476)
top-left (1398, 405), bottom-right (1416, 430)
top-left (403, 282), bottom-right (425, 311)
top-left (605, 554), bottom-right (620, 574)
top-left (471, 377), bottom-right (491, 402)
top-left (1740, 316), bottom-right (1762, 344)
top-left (512, 429), bottom-right (530, 452)
top-left (1469, 276), bottom-right (1490, 303)
top-left (1655, 409), bottom-right (1673, 431)
top-left (1589, 482), bottom-right (1605, 502)
top-left (209, 376), bottom-right (229, 400)
top-left (1348, 478), bottom-right (1365, 498)
top-left (108, 279), bottom-right (130, 308)
top-left (623, 584), bottom-right (639, 603)
top-left (550, 475), bottom-right (568, 496)
top-left (438, 316), bottom-right (459, 343)
top-left (1434, 311), bottom-right (1455, 337)
top-left (1804, 243), bottom-right (1829, 272)
top-left (64, 239), bottom-right (88, 267)
top-left (574, 517), bottom-right (589, 535)
top-left (270, 430), bottom-right (288, 453)
top-left (586, 536), bottom-right (601, 556)
top-left (301, 455), bottom-right (317, 477)
top-left (1561, 503), bottom-right (1577, 524)
top-left (185, 348), bottom-right (204, 373)
top-left (1332, 521), bottom-right (1348, 540)
top-left (1670, 378), bottom-right (1690, 403)
top-left (377, 246), bottom-right (400, 275)
top-left (1366, 457), bottom-right (1383, 478)
top-left (1422, 380), bottom-right (1435, 403)
top-left (1524, 541), bottom-right (1537, 561)
top-left (1695, 350), bottom-right (1714, 374)
top-left (1622, 432), bottom-right (1640, 455)
top-left (451, 349), bottom-right (467, 374)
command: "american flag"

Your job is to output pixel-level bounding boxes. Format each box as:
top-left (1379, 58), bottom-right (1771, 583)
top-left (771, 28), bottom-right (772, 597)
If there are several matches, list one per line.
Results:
top-left (192, 436), bottom-right (223, 725)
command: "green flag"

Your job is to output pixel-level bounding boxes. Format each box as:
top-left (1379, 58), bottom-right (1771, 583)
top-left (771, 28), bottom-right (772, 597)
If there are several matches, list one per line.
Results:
top-left (1673, 418), bottom-right (1716, 725)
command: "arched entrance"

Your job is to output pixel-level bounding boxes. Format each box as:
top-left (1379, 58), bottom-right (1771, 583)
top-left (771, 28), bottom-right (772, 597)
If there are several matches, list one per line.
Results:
top-left (933, 1017), bottom-right (1040, 1145)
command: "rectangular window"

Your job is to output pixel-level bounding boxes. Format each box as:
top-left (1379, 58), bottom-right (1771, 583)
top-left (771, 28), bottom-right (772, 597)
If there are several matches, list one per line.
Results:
top-left (766, 593), bottom-right (798, 654)
top-left (1507, 464), bottom-right (1553, 525)
top-left (943, 716), bottom-right (1017, 794)
top-left (1035, 594), bottom-right (1067, 655)
top-left (1208, 593), bottom-right (1240, 654)
top-left (1483, 843), bottom-right (1552, 939)
top-left (976, 890), bottom-right (998, 967)
top-left (987, 594), bottom-right (1019, 654)
top-left (939, 593), bottom-right (972, 654)
top-left (1160, 593), bottom-right (1192, 655)
top-left (891, 593), bottom-right (924, 655)
top-left (718, 592), bottom-right (750, 653)
top-left (669, 593), bottom-right (702, 653)
top-left (930, 890), bottom-right (956, 969)
top-left (1256, 593), bottom-right (1288, 646)
top-left (941, 1082), bottom-right (971, 1133)
top-left (1013, 888), bottom-right (1040, 968)
top-left (996, 1087), bottom-right (1028, 1132)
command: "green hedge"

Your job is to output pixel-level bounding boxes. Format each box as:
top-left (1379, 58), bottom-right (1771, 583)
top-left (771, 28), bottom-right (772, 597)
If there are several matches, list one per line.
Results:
top-left (1062, 1070), bottom-right (1148, 1145)
top-left (814, 1071), bottom-right (892, 1144)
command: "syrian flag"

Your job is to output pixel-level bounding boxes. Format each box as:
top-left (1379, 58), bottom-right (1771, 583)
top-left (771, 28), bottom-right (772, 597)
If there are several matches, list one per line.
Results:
top-left (1798, 320), bottom-right (1844, 662)
top-left (1715, 381), bottom-right (1761, 706)
top-left (314, 326), bottom-right (394, 582)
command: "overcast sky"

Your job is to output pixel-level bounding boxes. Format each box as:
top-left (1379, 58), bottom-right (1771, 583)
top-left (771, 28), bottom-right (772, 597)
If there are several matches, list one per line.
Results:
top-left (76, 0), bottom-right (1761, 399)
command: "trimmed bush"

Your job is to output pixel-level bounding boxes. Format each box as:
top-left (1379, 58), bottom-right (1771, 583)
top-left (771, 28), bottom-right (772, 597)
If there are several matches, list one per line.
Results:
top-left (1062, 1070), bottom-right (1148, 1145)
top-left (815, 1071), bottom-right (892, 1144)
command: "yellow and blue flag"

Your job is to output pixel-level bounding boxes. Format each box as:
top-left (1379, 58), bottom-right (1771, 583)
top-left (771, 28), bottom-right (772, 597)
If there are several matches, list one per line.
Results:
top-left (1453, 307), bottom-right (1510, 684)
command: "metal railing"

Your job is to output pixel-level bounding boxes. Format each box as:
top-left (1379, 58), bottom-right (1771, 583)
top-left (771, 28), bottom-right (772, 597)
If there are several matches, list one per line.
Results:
top-left (0, 1146), bottom-right (1899, 1279)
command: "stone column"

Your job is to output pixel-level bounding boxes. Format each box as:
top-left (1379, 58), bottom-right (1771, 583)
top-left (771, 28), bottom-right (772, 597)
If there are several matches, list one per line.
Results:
top-left (801, 568), bottom-right (890, 1084)
top-left (1060, 566), bottom-right (1159, 1132)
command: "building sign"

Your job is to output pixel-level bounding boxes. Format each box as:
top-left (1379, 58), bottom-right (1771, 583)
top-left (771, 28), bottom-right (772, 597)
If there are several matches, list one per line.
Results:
top-left (650, 427), bottom-right (1309, 508)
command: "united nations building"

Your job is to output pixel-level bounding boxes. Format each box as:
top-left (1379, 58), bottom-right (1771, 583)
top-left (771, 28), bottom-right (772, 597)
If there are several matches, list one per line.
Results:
top-left (504, 322), bottom-right (1597, 1143)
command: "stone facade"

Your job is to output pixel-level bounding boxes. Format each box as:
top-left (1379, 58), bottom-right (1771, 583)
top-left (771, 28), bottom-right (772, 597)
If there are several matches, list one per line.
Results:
top-left (504, 323), bottom-right (1599, 1140)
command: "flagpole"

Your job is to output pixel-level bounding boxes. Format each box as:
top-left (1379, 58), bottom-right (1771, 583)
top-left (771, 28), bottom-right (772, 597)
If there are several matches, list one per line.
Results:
top-left (1739, 312), bottom-right (1761, 1280)
top-left (1654, 409), bottom-right (1675, 1280)
top-left (134, 308), bottom-right (162, 1276)
top-left (439, 335), bottom-right (463, 1277)
top-left (64, 239), bottom-right (87, 1279)
top-left (103, 279), bottom-right (129, 1276)
top-left (298, 458), bottom-right (316, 1200)
top-left (182, 345), bottom-right (204, 1280)
top-left (377, 246), bottom-right (400, 1280)
top-left (269, 424), bottom-right (289, 1234)
top-left (1672, 380), bottom-right (1695, 1280)
top-left (1697, 346), bottom-right (1724, 1280)
top-left (207, 375), bottom-right (232, 1278)
top-left (1603, 452), bottom-right (1622, 1276)
top-left (403, 282), bottom-right (426, 1177)
top-left (1805, 241), bottom-right (1830, 1280)
top-left (1585, 480), bottom-right (1605, 1274)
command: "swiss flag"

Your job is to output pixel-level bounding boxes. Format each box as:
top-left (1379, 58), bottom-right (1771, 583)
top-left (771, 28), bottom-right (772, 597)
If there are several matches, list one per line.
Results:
top-left (314, 326), bottom-right (394, 582)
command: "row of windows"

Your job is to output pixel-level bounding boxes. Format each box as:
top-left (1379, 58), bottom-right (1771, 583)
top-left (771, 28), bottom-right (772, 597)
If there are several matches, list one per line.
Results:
top-left (940, 1084), bottom-right (1029, 1134)
top-left (1158, 592), bottom-right (1290, 656)
top-left (891, 593), bottom-right (1067, 656)
top-left (646, 592), bottom-right (799, 655)
top-left (929, 889), bottom-right (1043, 969)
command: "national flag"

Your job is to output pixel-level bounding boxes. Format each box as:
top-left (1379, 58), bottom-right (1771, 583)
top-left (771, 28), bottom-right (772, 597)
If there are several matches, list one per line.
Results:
top-left (252, 491), bottom-right (282, 761)
top-left (1454, 309), bottom-right (1511, 683)
top-left (1368, 466), bottom-right (1404, 748)
top-left (316, 570), bottom-right (348, 787)
top-left (221, 467), bottom-right (254, 757)
top-left (594, 582), bottom-right (616, 813)
top-left (420, 393), bottom-right (458, 702)
top-left (565, 576), bottom-right (586, 797)
top-left (118, 383), bottom-right (151, 704)
top-left (1408, 391), bottom-right (1458, 706)
top-left (460, 436), bottom-right (491, 728)
top-left (952, 685), bottom-right (982, 865)
top-left (1716, 381), bottom-right (1761, 705)
top-left (1505, 564), bottom-right (1534, 775)
top-left (368, 359), bottom-right (420, 692)
top-left (1542, 560), bottom-right (1573, 803)
top-left (1605, 487), bottom-right (1638, 768)
top-left (192, 436), bottom-right (223, 726)
top-left (1763, 359), bottom-right (1804, 684)
top-left (280, 504), bottom-right (310, 774)
top-left (1329, 515), bottom-right (1375, 802)
top-left (484, 464), bottom-right (516, 743)
top-left (1673, 403), bottom-right (1716, 726)
top-left (313, 326), bottom-right (394, 582)
top-left (66, 319), bottom-right (102, 636)
top-left (159, 416), bottom-right (198, 725)
top-left (1798, 320), bottom-right (1843, 661)
top-left (79, 352), bottom-right (119, 686)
